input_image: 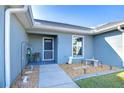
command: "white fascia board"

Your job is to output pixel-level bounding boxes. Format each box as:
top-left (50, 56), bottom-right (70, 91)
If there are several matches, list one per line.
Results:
top-left (93, 23), bottom-right (124, 34)
top-left (32, 24), bottom-right (93, 35)
top-left (31, 22), bottom-right (124, 35)
top-left (28, 6), bottom-right (35, 25)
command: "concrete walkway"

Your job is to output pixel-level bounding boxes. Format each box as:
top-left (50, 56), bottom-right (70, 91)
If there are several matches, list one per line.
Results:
top-left (38, 64), bottom-right (79, 88)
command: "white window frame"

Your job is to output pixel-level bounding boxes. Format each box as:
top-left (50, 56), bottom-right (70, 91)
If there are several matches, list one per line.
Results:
top-left (72, 35), bottom-right (84, 58)
top-left (42, 37), bottom-right (54, 61)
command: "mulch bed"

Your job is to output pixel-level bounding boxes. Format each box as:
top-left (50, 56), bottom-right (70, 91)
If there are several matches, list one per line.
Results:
top-left (59, 63), bottom-right (119, 79)
top-left (11, 65), bottom-right (40, 88)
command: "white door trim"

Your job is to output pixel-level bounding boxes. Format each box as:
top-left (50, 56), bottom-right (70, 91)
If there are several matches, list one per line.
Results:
top-left (42, 37), bottom-right (54, 61)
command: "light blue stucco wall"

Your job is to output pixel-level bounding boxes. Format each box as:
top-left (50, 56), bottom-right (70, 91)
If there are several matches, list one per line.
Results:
top-left (0, 6), bottom-right (5, 88)
top-left (29, 34), bottom-right (42, 54)
top-left (28, 34), bottom-right (57, 64)
top-left (58, 34), bottom-right (94, 64)
top-left (28, 33), bottom-right (72, 64)
top-left (28, 30), bottom-right (94, 64)
top-left (70, 35), bottom-right (94, 63)
top-left (84, 36), bottom-right (94, 59)
top-left (94, 30), bottom-right (123, 67)
top-left (10, 14), bottom-right (28, 84)
top-left (57, 34), bottom-right (94, 64)
top-left (57, 34), bottom-right (72, 64)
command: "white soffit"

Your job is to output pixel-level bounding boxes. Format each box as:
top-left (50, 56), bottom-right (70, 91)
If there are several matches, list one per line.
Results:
top-left (14, 11), bottom-right (33, 29)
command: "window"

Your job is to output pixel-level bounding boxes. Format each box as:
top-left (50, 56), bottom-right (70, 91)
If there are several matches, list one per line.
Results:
top-left (72, 35), bottom-right (83, 57)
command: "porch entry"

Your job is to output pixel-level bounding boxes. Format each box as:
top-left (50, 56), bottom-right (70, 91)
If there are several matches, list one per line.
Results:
top-left (42, 37), bottom-right (54, 62)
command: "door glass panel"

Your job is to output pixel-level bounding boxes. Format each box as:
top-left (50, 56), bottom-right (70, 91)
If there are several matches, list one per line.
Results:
top-left (44, 51), bottom-right (53, 59)
top-left (43, 38), bottom-right (54, 60)
top-left (44, 39), bottom-right (53, 50)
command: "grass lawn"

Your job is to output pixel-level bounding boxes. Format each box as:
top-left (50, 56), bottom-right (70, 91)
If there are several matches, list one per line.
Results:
top-left (75, 72), bottom-right (124, 88)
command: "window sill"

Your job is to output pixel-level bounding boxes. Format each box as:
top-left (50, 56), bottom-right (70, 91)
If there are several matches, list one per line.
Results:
top-left (70, 56), bottom-right (84, 59)
top-left (68, 56), bottom-right (84, 64)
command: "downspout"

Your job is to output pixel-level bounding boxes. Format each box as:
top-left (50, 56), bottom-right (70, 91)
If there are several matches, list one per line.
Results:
top-left (5, 6), bottom-right (28, 88)
top-left (117, 25), bottom-right (124, 67)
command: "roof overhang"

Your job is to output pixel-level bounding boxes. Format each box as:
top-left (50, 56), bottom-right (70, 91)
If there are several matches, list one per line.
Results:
top-left (12, 5), bottom-right (124, 35)
top-left (8, 5), bottom-right (24, 8)
top-left (27, 23), bottom-right (93, 35)
top-left (11, 6), bottom-right (33, 29)
top-left (92, 22), bottom-right (124, 35)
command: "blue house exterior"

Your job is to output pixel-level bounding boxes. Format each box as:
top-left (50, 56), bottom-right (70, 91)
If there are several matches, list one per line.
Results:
top-left (94, 30), bottom-right (123, 67)
top-left (0, 5), bottom-right (124, 88)
top-left (0, 6), bottom-right (6, 88)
